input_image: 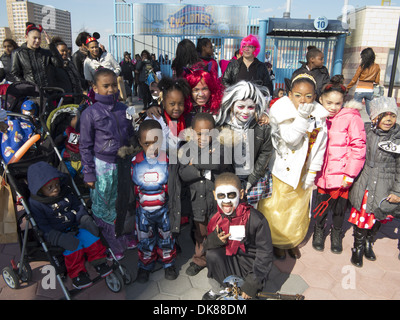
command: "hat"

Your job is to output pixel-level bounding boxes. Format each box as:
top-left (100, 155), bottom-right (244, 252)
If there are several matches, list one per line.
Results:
top-left (25, 23), bottom-right (42, 35)
top-left (21, 100), bottom-right (38, 115)
top-left (0, 108), bottom-right (7, 122)
top-left (370, 96), bottom-right (398, 120)
top-left (85, 37), bottom-right (97, 45)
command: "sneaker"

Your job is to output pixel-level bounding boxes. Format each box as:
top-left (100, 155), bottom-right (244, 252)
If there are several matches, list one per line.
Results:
top-left (106, 253), bottom-right (125, 261)
top-left (94, 263), bottom-right (113, 278)
top-left (72, 272), bottom-right (93, 290)
top-left (136, 267), bottom-right (150, 283)
top-left (127, 238), bottom-right (138, 250)
top-left (185, 262), bottom-right (205, 276)
top-left (202, 290), bottom-right (220, 300)
top-left (164, 266), bottom-right (178, 280)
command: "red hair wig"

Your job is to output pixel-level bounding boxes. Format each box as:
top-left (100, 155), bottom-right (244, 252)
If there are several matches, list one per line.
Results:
top-left (239, 34), bottom-right (261, 57)
top-left (184, 68), bottom-right (224, 115)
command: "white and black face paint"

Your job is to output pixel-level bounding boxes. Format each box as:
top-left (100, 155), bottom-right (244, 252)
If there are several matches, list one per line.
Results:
top-left (233, 98), bottom-right (256, 126)
top-left (215, 185), bottom-right (240, 216)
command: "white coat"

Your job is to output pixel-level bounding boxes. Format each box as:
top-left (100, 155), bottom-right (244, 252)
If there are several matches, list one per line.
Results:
top-left (83, 51), bottom-right (121, 82)
top-left (268, 96), bottom-right (329, 189)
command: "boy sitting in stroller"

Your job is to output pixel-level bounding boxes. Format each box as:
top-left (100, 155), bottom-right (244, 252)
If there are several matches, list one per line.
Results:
top-left (27, 161), bottom-right (112, 289)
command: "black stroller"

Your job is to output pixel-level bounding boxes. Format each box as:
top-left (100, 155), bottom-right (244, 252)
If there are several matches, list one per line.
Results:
top-left (1, 82), bottom-right (133, 300)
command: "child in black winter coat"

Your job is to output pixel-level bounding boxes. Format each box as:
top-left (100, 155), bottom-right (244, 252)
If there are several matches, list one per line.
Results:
top-left (27, 161), bottom-right (111, 289)
top-left (177, 113), bottom-right (233, 276)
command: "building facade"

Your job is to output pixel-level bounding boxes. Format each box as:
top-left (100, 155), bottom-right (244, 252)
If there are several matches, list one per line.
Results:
top-left (341, 5), bottom-right (400, 103)
top-left (1, 0), bottom-right (72, 54)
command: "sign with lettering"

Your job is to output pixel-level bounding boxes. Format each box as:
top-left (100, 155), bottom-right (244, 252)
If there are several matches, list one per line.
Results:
top-left (133, 3), bottom-right (250, 37)
top-left (314, 16), bottom-right (329, 31)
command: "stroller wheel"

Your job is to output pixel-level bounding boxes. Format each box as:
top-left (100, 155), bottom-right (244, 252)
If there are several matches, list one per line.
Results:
top-left (17, 261), bottom-right (32, 283)
top-left (105, 271), bottom-right (124, 293)
top-left (2, 267), bottom-right (20, 289)
top-left (116, 265), bottom-right (133, 285)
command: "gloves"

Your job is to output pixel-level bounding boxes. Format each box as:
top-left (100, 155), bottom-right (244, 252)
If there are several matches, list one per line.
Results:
top-left (48, 230), bottom-right (80, 252)
top-left (297, 103), bottom-right (314, 119)
top-left (79, 215), bottom-right (99, 237)
top-left (302, 171), bottom-right (317, 190)
top-left (245, 182), bottom-right (252, 194)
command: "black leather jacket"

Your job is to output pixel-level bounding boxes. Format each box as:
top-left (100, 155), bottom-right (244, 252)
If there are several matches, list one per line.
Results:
top-left (222, 57), bottom-right (273, 96)
top-left (11, 43), bottom-right (63, 87)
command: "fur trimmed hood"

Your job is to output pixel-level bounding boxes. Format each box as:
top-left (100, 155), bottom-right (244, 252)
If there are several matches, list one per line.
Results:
top-left (343, 99), bottom-right (363, 111)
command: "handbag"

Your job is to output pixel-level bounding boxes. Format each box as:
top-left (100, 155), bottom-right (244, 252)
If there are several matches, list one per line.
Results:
top-left (246, 168), bottom-right (273, 204)
top-left (0, 171), bottom-right (18, 244)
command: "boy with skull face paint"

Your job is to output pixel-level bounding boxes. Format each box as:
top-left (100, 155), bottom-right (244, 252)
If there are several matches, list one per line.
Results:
top-left (202, 172), bottom-right (273, 300)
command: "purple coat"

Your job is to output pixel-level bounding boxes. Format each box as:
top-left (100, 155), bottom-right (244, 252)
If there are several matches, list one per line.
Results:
top-left (80, 92), bottom-right (134, 182)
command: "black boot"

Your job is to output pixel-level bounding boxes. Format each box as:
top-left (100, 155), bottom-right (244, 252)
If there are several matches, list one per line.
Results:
top-left (351, 226), bottom-right (367, 268)
top-left (312, 224), bottom-right (325, 251)
top-left (330, 227), bottom-right (343, 254)
top-left (364, 221), bottom-right (381, 261)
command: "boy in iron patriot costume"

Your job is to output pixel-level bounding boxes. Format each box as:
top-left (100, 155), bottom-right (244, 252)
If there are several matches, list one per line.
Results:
top-left (131, 119), bottom-right (177, 283)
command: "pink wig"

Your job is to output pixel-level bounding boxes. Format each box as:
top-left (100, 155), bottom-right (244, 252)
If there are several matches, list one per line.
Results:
top-left (239, 34), bottom-right (260, 57)
top-left (184, 68), bottom-right (224, 115)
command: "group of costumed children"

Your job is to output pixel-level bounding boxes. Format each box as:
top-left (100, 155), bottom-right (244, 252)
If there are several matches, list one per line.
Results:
top-left (4, 53), bottom-right (400, 299)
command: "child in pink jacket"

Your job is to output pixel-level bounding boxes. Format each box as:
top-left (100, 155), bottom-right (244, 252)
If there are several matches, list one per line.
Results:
top-left (313, 75), bottom-right (367, 253)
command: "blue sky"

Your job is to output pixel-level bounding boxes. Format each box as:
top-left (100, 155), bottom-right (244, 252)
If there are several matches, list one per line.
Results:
top-left (0, 0), bottom-right (394, 50)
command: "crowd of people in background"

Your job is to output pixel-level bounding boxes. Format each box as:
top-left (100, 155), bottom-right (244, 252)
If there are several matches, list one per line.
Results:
top-left (1, 21), bottom-right (398, 301)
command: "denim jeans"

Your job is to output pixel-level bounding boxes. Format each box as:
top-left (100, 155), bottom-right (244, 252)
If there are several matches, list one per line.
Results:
top-left (354, 91), bottom-right (374, 116)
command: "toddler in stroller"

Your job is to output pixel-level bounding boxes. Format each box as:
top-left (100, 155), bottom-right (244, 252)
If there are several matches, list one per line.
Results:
top-left (1, 100), bottom-right (37, 164)
top-left (27, 161), bottom-right (112, 289)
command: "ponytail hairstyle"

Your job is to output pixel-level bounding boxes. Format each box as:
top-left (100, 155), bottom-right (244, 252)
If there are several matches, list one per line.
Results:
top-left (157, 76), bottom-right (191, 114)
top-left (321, 75), bottom-right (346, 97)
top-left (306, 45), bottom-right (323, 63)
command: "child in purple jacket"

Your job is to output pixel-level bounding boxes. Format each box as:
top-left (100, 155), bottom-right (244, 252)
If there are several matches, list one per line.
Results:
top-left (80, 68), bottom-right (135, 260)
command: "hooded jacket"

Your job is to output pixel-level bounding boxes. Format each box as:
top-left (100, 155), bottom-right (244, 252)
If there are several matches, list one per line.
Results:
top-left (79, 92), bottom-right (135, 182)
top-left (27, 161), bottom-right (87, 239)
top-left (349, 123), bottom-right (400, 220)
top-left (316, 100), bottom-right (366, 190)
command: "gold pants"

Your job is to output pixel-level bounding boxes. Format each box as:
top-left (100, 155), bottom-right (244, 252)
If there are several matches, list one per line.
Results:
top-left (258, 174), bottom-right (312, 249)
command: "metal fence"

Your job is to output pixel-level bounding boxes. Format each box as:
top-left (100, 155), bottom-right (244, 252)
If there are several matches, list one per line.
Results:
top-left (110, 1), bottom-right (338, 89)
top-left (265, 36), bottom-right (337, 89)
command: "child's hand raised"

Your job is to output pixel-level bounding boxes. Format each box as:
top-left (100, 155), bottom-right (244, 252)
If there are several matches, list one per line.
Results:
top-left (43, 29), bottom-right (51, 45)
top-left (216, 225), bottom-right (230, 244)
